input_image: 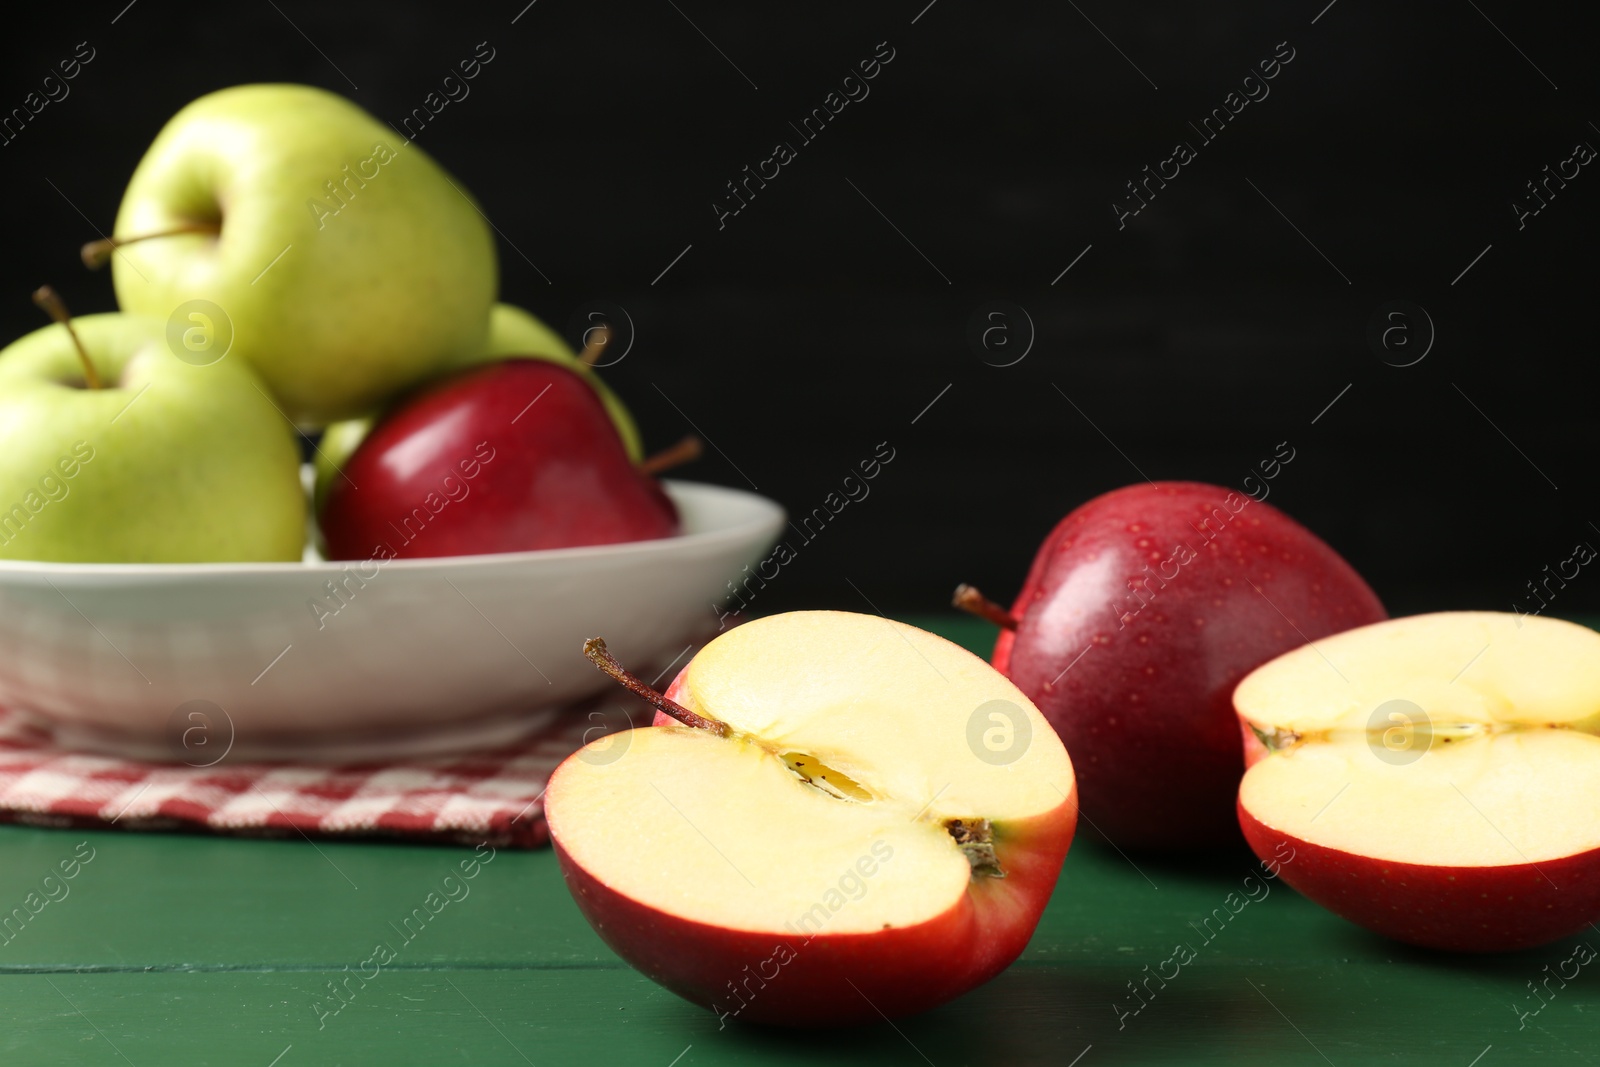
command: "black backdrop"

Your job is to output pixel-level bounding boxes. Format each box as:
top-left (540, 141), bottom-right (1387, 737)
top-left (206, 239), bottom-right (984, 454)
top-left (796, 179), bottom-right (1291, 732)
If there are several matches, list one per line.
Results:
top-left (3, 1), bottom-right (1595, 617)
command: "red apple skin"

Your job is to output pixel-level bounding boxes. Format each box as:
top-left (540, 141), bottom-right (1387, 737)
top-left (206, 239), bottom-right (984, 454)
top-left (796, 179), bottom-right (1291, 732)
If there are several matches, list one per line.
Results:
top-left (1239, 718), bottom-right (1272, 769)
top-left (549, 761), bottom-right (1077, 1026)
top-left (991, 519), bottom-right (1075, 677)
top-left (1238, 802), bottom-right (1600, 952)
top-left (320, 360), bottom-right (676, 560)
top-left (991, 629), bottom-right (1015, 676)
top-left (1000, 482), bottom-right (1385, 851)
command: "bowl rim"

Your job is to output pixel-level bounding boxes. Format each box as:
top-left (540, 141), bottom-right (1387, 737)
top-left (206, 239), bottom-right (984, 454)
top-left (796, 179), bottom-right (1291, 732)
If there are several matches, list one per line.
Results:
top-left (0, 479), bottom-right (785, 579)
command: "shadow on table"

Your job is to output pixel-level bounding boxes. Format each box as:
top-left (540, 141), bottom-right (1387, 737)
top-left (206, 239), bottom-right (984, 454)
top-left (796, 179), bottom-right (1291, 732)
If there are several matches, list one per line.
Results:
top-left (709, 965), bottom-right (1296, 1066)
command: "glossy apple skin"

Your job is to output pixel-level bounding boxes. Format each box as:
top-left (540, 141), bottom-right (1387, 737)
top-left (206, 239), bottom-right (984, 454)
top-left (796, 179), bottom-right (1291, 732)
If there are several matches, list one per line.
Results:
top-left (1238, 803), bottom-right (1600, 951)
top-left (320, 360), bottom-right (676, 560)
top-left (992, 518), bottom-right (1073, 677)
top-left (550, 758), bottom-right (1076, 1026)
top-left (1001, 482), bottom-right (1385, 851)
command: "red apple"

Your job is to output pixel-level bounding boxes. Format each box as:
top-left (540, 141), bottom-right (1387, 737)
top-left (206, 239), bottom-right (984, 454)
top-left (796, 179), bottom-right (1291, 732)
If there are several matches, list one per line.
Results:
top-left (1237, 611), bottom-right (1600, 952)
top-left (319, 359), bottom-right (677, 560)
top-left (960, 481), bottom-right (1385, 850)
top-left (545, 611), bottom-right (1078, 1026)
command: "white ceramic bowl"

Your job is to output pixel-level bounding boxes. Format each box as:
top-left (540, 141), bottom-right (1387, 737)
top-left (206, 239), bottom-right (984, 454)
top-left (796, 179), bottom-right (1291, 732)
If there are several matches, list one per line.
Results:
top-left (0, 480), bottom-right (783, 762)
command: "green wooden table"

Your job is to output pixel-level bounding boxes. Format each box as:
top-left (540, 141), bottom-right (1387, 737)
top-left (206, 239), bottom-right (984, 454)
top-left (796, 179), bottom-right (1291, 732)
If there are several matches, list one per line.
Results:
top-left (1, 617), bottom-right (1592, 1065)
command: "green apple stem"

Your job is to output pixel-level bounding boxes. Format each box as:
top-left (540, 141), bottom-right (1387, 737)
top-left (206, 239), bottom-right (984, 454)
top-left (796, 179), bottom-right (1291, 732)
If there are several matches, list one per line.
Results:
top-left (582, 637), bottom-right (728, 736)
top-left (577, 325), bottom-right (609, 367)
top-left (31, 286), bottom-right (102, 390)
top-left (81, 222), bottom-right (221, 270)
top-left (952, 584), bottom-right (1019, 631)
top-left (639, 435), bottom-right (703, 476)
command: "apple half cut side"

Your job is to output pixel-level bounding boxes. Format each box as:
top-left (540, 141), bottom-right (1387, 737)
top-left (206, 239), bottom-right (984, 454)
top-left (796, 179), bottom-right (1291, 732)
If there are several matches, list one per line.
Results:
top-left (545, 611), bottom-right (1077, 1026)
top-left (1236, 611), bottom-right (1600, 952)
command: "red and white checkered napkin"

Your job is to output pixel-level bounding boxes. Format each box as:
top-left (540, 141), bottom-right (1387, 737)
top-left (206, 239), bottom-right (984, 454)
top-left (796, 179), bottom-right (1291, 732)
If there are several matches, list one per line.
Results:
top-left (0, 706), bottom-right (599, 848)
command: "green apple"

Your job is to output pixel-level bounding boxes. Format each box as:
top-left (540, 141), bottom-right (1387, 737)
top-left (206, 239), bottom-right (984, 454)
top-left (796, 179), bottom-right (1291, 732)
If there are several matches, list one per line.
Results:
top-left (311, 413), bottom-right (374, 518)
top-left (482, 302), bottom-right (575, 363)
top-left (103, 84), bottom-right (497, 425)
top-left (311, 303), bottom-right (644, 512)
top-left (0, 313), bottom-right (305, 562)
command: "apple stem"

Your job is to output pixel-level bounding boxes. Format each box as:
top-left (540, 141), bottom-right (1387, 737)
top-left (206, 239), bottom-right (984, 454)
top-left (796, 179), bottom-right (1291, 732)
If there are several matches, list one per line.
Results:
top-left (952, 584), bottom-right (1019, 631)
top-left (577, 325), bottom-right (610, 367)
top-left (81, 221), bottom-right (221, 270)
top-left (31, 287), bottom-right (102, 390)
top-left (582, 637), bottom-right (728, 736)
top-left (640, 435), bottom-right (703, 476)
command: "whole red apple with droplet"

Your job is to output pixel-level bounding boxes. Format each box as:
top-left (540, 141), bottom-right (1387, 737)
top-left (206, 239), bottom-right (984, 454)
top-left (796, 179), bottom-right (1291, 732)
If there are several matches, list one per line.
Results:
top-left (319, 359), bottom-right (677, 560)
top-left (961, 481), bottom-right (1385, 851)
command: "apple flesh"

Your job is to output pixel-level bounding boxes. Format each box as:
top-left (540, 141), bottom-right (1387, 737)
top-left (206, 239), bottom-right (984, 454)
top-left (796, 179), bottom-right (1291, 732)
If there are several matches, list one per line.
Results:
top-left (546, 611), bottom-right (1078, 1026)
top-left (1236, 611), bottom-right (1600, 952)
top-left (318, 359), bottom-right (676, 560)
top-left (986, 482), bottom-right (1385, 850)
top-left (0, 313), bottom-right (305, 562)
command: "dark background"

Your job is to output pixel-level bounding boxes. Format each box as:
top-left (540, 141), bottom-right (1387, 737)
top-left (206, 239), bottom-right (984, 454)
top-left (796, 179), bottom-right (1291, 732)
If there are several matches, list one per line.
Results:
top-left (3, 1), bottom-right (1595, 618)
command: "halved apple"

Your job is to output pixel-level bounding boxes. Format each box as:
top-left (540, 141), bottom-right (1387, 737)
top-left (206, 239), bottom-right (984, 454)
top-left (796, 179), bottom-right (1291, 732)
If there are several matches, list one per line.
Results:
top-left (1236, 611), bottom-right (1600, 951)
top-left (545, 611), bottom-right (1077, 1025)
